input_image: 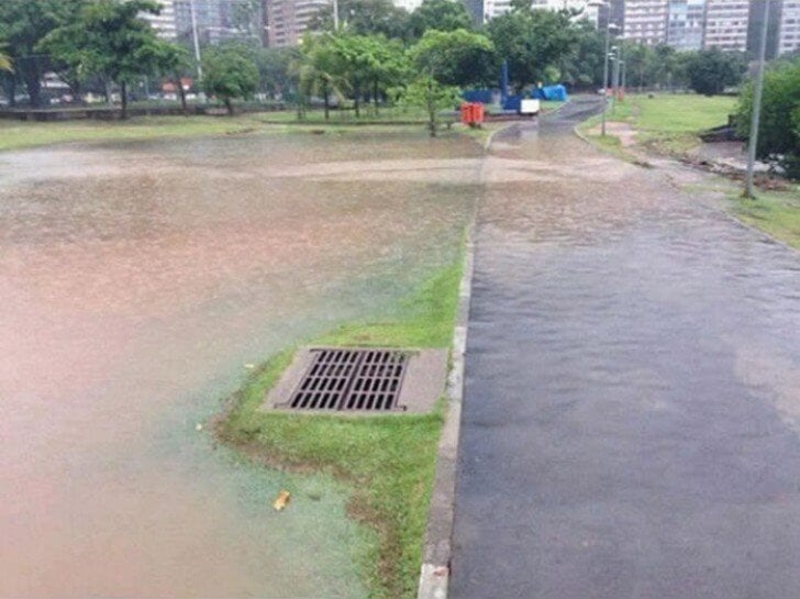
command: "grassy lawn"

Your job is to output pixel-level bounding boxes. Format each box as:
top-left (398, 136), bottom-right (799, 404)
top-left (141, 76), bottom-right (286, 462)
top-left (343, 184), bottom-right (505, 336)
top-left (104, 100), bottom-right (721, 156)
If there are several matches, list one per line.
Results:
top-left (0, 115), bottom-right (286, 151)
top-left (214, 261), bottom-right (464, 599)
top-left (0, 109), bottom-right (438, 152)
top-left (579, 93), bottom-right (736, 154)
top-left (731, 184), bottom-right (800, 249)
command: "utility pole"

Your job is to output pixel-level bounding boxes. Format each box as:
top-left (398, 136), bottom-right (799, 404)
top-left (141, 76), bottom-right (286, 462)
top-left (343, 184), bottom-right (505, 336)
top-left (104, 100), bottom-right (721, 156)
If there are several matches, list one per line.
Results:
top-left (601, 18), bottom-right (614, 136)
top-left (611, 46), bottom-right (620, 116)
top-left (333, 0), bottom-right (339, 31)
top-left (189, 0), bottom-right (202, 81)
top-left (745, 0), bottom-right (771, 199)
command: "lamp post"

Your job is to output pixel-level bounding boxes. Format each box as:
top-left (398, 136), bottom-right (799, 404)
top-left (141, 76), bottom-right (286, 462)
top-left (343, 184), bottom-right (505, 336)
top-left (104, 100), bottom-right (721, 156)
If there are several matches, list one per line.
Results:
top-left (189, 0), bottom-right (202, 80)
top-left (333, 0), bottom-right (339, 31)
top-left (745, 0), bottom-right (771, 199)
top-left (610, 45), bottom-right (620, 115)
top-left (601, 21), bottom-right (619, 136)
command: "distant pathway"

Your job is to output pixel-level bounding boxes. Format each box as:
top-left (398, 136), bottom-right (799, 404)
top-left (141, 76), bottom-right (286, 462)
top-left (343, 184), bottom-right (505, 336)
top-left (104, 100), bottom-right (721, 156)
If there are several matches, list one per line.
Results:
top-left (450, 100), bottom-right (800, 598)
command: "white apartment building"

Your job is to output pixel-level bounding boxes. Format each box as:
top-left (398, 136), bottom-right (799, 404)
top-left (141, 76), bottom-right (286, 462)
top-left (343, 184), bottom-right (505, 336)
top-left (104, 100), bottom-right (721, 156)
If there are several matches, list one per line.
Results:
top-left (666, 0), bottom-right (705, 50)
top-left (623, 0), bottom-right (670, 46)
top-left (141, 0), bottom-right (178, 40)
top-left (266, 0), bottom-right (328, 47)
top-left (703, 0), bottom-right (749, 51)
top-left (483, 0), bottom-right (514, 20)
top-left (486, 0), bottom-right (600, 24)
top-left (393, 0), bottom-right (425, 11)
top-left (778, 0), bottom-right (800, 55)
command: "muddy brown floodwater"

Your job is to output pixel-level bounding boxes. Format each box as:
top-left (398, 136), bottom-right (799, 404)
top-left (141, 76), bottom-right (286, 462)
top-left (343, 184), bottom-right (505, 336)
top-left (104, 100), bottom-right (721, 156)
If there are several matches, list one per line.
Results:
top-left (0, 130), bottom-right (483, 598)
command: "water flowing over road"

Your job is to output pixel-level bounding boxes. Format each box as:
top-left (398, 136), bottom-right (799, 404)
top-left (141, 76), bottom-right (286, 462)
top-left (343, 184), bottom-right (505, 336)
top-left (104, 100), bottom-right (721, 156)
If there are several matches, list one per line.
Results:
top-left (451, 100), bottom-right (800, 599)
top-left (0, 131), bottom-right (482, 598)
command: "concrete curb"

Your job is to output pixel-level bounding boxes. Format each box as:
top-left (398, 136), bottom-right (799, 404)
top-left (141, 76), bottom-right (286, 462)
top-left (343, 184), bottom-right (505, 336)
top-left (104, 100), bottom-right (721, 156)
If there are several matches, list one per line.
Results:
top-left (416, 125), bottom-right (510, 599)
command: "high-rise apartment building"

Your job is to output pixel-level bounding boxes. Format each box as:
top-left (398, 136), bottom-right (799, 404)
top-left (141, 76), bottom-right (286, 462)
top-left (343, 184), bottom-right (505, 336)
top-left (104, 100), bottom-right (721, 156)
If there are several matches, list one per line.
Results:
top-left (483, 0), bottom-right (513, 20)
top-left (265, 0), bottom-right (328, 47)
top-left (703, 0), bottom-right (750, 51)
top-left (174, 0), bottom-right (262, 45)
top-left (485, 0), bottom-right (603, 25)
top-left (394, 0), bottom-right (424, 11)
top-left (777, 0), bottom-right (800, 55)
top-left (141, 0), bottom-right (177, 40)
top-left (666, 0), bottom-right (705, 50)
top-left (622, 0), bottom-right (670, 46)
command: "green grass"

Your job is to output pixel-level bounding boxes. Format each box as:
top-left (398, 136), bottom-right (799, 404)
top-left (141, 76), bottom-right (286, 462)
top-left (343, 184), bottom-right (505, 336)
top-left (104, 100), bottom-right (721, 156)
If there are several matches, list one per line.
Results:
top-left (731, 184), bottom-right (800, 249)
top-left (0, 115), bottom-right (287, 151)
top-left (214, 261), bottom-right (464, 599)
top-left (579, 93), bottom-right (737, 155)
top-left (0, 108), bottom-right (441, 152)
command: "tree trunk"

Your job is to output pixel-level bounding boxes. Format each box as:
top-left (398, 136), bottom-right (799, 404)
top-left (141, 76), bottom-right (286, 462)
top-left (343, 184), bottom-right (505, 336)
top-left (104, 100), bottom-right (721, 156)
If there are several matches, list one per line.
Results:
top-left (225, 97), bottom-right (234, 116)
top-left (323, 81), bottom-right (330, 121)
top-left (354, 84), bottom-right (360, 118)
top-left (121, 80), bottom-right (128, 120)
top-left (177, 77), bottom-right (188, 116)
top-left (105, 79), bottom-right (113, 105)
top-left (7, 76), bottom-right (17, 108)
top-left (373, 79), bottom-right (379, 114)
top-left (22, 66), bottom-right (42, 108)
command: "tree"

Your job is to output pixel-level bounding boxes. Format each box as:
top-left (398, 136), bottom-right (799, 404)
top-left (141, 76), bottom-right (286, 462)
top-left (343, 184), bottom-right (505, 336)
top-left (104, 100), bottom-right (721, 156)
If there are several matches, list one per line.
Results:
top-left (309, 0), bottom-right (411, 40)
top-left (736, 57), bottom-right (800, 179)
top-left (407, 0), bottom-right (474, 40)
top-left (0, 0), bottom-right (87, 107)
top-left (559, 20), bottom-right (604, 89)
top-left (486, 7), bottom-right (576, 91)
top-left (686, 48), bottom-right (745, 96)
top-left (409, 29), bottom-right (495, 87)
top-left (0, 46), bottom-right (12, 73)
top-left (40, 0), bottom-right (171, 118)
top-left (254, 47), bottom-right (295, 100)
top-left (202, 46), bottom-right (258, 115)
top-left (406, 29), bottom-right (492, 135)
top-left (291, 34), bottom-right (348, 120)
top-left (402, 75), bottom-right (460, 137)
top-left (327, 33), bottom-right (408, 116)
top-left (148, 41), bottom-right (192, 115)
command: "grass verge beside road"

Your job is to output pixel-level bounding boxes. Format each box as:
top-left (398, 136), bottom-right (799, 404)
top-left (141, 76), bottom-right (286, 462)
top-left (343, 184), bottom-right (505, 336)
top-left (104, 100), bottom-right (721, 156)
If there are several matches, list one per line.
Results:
top-left (578, 93), bottom-right (800, 250)
top-left (578, 93), bottom-right (737, 155)
top-left (214, 262), bottom-right (464, 599)
top-left (732, 185), bottom-right (800, 249)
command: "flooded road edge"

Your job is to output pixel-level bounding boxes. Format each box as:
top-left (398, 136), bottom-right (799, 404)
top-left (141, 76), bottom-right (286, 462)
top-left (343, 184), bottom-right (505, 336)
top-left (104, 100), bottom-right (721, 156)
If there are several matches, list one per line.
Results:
top-left (416, 124), bottom-right (512, 599)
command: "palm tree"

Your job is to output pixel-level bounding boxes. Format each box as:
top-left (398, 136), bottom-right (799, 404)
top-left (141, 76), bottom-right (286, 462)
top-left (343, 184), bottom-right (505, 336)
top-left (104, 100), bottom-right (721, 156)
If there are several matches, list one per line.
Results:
top-left (0, 46), bottom-right (12, 73)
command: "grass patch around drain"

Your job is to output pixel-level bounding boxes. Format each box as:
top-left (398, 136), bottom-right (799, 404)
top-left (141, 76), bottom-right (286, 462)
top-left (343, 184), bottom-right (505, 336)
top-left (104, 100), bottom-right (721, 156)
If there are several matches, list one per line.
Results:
top-left (214, 260), bottom-right (464, 599)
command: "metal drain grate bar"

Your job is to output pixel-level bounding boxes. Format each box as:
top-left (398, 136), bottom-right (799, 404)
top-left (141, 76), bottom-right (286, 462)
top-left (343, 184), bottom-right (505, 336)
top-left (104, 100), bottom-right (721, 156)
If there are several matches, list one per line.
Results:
top-left (288, 349), bottom-right (410, 412)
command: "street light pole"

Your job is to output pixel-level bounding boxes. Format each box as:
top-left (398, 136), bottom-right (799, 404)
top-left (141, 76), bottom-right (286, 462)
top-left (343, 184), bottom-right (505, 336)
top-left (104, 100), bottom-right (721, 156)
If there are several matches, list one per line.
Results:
top-left (745, 0), bottom-right (771, 198)
top-left (611, 45), bottom-right (620, 116)
top-left (189, 0), bottom-right (202, 80)
top-left (333, 0), bottom-right (339, 31)
top-left (601, 16), bottom-right (612, 136)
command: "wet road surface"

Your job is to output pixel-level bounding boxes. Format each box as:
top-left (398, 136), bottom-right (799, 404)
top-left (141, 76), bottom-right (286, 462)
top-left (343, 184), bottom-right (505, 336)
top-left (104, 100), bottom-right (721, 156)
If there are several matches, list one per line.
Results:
top-left (0, 131), bottom-right (482, 597)
top-left (451, 99), bottom-right (800, 598)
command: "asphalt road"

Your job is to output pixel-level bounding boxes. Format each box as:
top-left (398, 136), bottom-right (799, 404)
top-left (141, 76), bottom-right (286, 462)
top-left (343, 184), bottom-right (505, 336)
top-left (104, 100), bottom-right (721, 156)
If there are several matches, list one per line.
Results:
top-left (450, 99), bottom-right (800, 599)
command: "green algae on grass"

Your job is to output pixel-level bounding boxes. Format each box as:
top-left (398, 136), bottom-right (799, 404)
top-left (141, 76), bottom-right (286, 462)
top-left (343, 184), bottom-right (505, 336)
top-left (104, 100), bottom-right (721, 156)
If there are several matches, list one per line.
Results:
top-left (215, 262), bottom-right (464, 599)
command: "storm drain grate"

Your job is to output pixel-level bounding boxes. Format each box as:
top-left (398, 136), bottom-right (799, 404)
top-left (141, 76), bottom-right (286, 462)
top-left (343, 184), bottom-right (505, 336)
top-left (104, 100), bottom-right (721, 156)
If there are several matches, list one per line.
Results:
top-left (287, 349), bottom-right (410, 412)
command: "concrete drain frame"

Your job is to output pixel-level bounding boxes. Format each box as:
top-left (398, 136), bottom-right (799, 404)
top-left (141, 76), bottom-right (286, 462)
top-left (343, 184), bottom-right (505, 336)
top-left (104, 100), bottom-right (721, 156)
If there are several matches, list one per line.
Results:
top-left (263, 347), bottom-right (448, 415)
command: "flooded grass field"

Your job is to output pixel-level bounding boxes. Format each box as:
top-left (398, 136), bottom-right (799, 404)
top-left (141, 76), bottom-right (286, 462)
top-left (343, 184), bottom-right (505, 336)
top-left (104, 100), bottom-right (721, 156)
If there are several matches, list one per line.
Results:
top-left (0, 130), bottom-right (483, 597)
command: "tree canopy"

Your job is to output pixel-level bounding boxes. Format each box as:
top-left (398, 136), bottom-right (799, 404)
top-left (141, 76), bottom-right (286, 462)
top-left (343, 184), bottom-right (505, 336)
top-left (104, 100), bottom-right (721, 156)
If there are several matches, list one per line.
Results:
top-left (686, 47), bottom-right (745, 96)
top-left (407, 0), bottom-right (474, 40)
top-left (203, 46), bottom-right (259, 115)
top-left (736, 57), bottom-right (800, 179)
top-left (0, 0), bottom-right (87, 106)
